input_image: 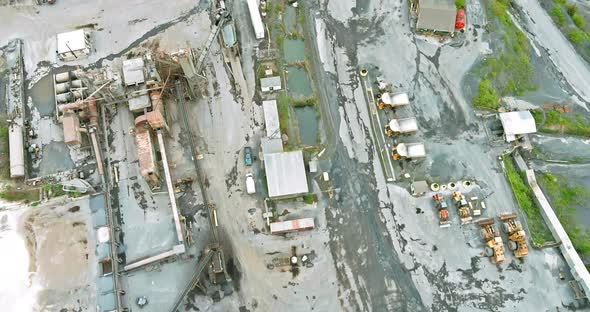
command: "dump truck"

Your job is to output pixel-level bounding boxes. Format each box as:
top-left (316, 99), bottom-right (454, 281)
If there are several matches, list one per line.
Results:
top-left (392, 143), bottom-right (426, 160)
top-left (468, 196), bottom-right (485, 217)
top-left (476, 218), bottom-right (505, 264)
top-left (452, 191), bottom-right (472, 224)
top-left (377, 92), bottom-right (410, 109)
top-left (432, 193), bottom-right (451, 228)
top-left (385, 117), bottom-right (418, 136)
top-left (499, 213), bottom-right (529, 258)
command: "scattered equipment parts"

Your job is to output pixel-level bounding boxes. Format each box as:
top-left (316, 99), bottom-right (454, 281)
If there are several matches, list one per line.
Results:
top-left (377, 92), bottom-right (410, 109)
top-left (385, 117), bottom-right (418, 136)
top-left (432, 193), bottom-right (451, 228)
top-left (499, 213), bottom-right (529, 258)
top-left (392, 143), bottom-right (426, 160)
top-left (469, 196), bottom-right (485, 217)
top-left (452, 191), bottom-right (473, 224)
top-left (476, 218), bottom-right (505, 264)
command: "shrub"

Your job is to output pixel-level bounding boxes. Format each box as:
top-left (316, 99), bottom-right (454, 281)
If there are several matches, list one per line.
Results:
top-left (550, 5), bottom-right (566, 26)
top-left (456, 0), bottom-right (465, 9)
top-left (573, 13), bottom-right (585, 29)
top-left (568, 28), bottom-right (584, 44)
top-left (566, 3), bottom-right (578, 16)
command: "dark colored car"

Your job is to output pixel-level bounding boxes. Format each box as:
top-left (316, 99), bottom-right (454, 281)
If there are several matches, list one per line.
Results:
top-left (244, 146), bottom-right (253, 166)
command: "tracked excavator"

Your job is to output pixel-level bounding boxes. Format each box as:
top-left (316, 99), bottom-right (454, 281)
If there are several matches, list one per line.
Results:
top-left (476, 218), bottom-right (505, 264)
top-left (499, 213), bottom-right (529, 258)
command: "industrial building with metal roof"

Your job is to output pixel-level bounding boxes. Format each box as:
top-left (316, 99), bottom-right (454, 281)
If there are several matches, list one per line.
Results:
top-left (264, 151), bottom-right (309, 198)
top-left (263, 100), bottom-right (281, 138)
top-left (499, 111), bottom-right (537, 142)
top-left (416, 0), bottom-right (456, 33)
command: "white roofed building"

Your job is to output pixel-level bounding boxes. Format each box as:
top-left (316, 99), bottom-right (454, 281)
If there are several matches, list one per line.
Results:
top-left (264, 151), bottom-right (309, 199)
top-left (57, 29), bottom-right (92, 62)
top-left (499, 111), bottom-right (537, 142)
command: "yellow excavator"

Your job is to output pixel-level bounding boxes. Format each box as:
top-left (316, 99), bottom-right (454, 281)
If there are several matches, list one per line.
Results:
top-left (499, 213), bottom-right (529, 258)
top-left (476, 218), bottom-right (505, 264)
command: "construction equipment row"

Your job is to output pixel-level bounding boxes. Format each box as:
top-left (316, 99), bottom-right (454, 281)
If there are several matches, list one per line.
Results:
top-left (431, 191), bottom-right (482, 227)
top-left (476, 213), bottom-right (529, 264)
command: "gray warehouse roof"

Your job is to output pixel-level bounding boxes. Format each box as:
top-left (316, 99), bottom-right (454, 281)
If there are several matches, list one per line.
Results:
top-left (263, 100), bottom-right (281, 138)
top-left (264, 151), bottom-right (309, 198)
top-left (416, 0), bottom-right (456, 33)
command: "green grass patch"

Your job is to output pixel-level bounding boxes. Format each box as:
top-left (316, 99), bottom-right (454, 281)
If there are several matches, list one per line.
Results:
top-left (531, 109), bottom-right (590, 137)
top-left (503, 156), bottom-right (554, 245)
top-left (539, 173), bottom-right (590, 256)
top-left (292, 96), bottom-right (317, 107)
top-left (277, 92), bottom-right (291, 137)
top-left (0, 185), bottom-right (39, 203)
top-left (303, 193), bottom-right (316, 204)
top-left (456, 0), bottom-right (465, 9)
top-left (473, 79), bottom-right (500, 109)
top-left (473, 0), bottom-right (536, 110)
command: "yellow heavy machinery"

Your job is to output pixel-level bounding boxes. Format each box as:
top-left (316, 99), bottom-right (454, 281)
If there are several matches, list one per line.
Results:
top-left (476, 218), bottom-right (505, 264)
top-left (499, 213), bottom-right (529, 258)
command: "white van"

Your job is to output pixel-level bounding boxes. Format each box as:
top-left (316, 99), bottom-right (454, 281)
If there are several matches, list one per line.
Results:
top-left (246, 173), bottom-right (256, 194)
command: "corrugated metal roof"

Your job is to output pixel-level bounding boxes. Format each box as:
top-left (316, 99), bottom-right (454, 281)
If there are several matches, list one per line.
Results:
top-left (57, 29), bottom-right (88, 54)
top-left (264, 151), bottom-right (309, 198)
top-left (261, 137), bottom-right (284, 154)
top-left (261, 76), bottom-right (281, 88)
top-left (416, 0), bottom-right (456, 33)
top-left (263, 100), bottom-right (281, 138)
top-left (270, 218), bottom-right (315, 234)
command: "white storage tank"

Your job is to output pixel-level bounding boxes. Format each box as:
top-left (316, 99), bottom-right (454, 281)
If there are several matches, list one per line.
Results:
top-left (9, 122), bottom-right (25, 178)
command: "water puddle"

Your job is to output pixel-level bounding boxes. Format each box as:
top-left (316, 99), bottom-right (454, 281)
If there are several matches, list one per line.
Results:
top-left (28, 74), bottom-right (55, 117)
top-left (286, 66), bottom-right (312, 97)
top-left (283, 39), bottom-right (306, 63)
top-left (295, 106), bottom-right (318, 146)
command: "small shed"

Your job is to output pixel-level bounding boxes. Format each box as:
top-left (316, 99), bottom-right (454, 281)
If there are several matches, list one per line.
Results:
top-left (261, 76), bottom-right (282, 92)
top-left (122, 58), bottom-right (146, 86)
top-left (499, 111), bottom-right (537, 142)
top-left (411, 180), bottom-right (429, 197)
top-left (57, 29), bottom-right (92, 62)
top-left (416, 0), bottom-right (457, 33)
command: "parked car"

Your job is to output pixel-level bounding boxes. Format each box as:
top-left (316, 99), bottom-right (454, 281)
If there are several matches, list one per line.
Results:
top-left (244, 146), bottom-right (253, 166)
top-left (245, 173), bottom-right (256, 194)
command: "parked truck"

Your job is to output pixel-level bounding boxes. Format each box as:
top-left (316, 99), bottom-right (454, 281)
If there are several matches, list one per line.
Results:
top-left (377, 92), bottom-right (410, 109)
top-left (246, 173), bottom-right (256, 194)
top-left (385, 117), bottom-right (418, 136)
top-left (392, 143), bottom-right (426, 160)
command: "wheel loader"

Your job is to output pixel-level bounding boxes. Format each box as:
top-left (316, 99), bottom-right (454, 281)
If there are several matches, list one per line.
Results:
top-left (476, 218), bottom-right (505, 264)
top-left (452, 191), bottom-right (472, 224)
top-left (499, 213), bottom-right (529, 258)
top-left (432, 193), bottom-right (451, 228)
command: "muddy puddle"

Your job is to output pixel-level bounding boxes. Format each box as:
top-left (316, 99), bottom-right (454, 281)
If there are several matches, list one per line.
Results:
top-left (295, 106), bottom-right (318, 146)
top-left (286, 66), bottom-right (312, 97)
top-left (28, 74), bottom-right (55, 117)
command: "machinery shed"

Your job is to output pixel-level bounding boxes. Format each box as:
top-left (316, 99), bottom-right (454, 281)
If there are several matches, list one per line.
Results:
top-left (499, 111), bottom-right (537, 142)
top-left (264, 151), bottom-right (309, 198)
top-left (416, 0), bottom-right (456, 33)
